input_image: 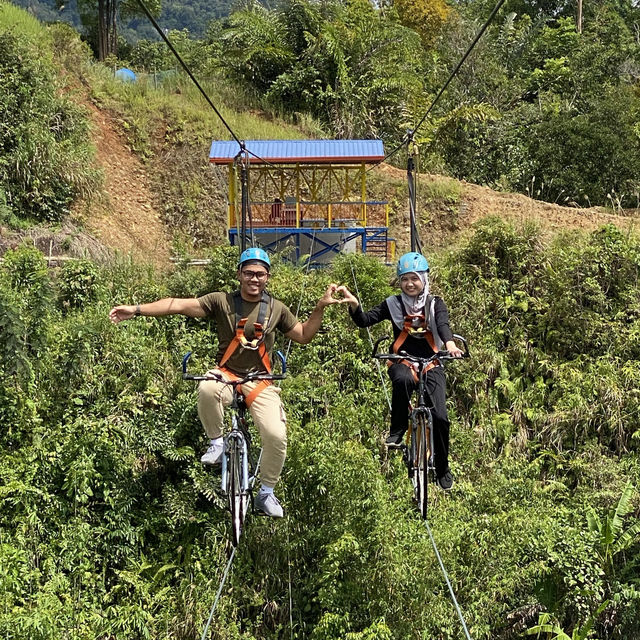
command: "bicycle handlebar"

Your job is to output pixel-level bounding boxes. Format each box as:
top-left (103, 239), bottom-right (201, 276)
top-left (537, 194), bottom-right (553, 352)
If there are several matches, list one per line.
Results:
top-left (182, 350), bottom-right (287, 385)
top-left (372, 333), bottom-right (470, 363)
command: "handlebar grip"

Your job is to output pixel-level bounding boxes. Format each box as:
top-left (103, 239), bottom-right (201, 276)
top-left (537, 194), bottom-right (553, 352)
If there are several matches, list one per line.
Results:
top-left (182, 351), bottom-right (192, 376)
top-left (372, 335), bottom-right (390, 358)
top-left (275, 350), bottom-right (287, 374)
top-left (452, 334), bottom-right (470, 358)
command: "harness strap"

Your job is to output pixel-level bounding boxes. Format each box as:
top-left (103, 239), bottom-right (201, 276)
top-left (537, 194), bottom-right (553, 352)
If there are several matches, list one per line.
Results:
top-left (217, 367), bottom-right (272, 408)
top-left (243, 379), bottom-right (271, 407)
top-left (390, 315), bottom-right (437, 358)
top-left (216, 291), bottom-right (274, 405)
top-left (389, 296), bottom-right (439, 377)
top-left (219, 291), bottom-right (273, 373)
top-left (386, 357), bottom-right (439, 382)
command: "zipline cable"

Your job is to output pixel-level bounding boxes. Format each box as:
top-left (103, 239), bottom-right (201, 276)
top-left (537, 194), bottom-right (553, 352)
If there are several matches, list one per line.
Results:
top-left (285, 227), bottom-right (318, 361)
top-left (200, 546), bottom-right (237, 640)
top-left (424, 518), bottom-right (473, 640)
top-left (134, 0), bottom-right (241, 146)
top-left (369, 0), bottom-right (509, 171)
top-left (134, 0), bottom-right (283, 174)
top-left (406, 132), bottom-right (423, 254)
top-left (285, 514), bottom-right (294, 640)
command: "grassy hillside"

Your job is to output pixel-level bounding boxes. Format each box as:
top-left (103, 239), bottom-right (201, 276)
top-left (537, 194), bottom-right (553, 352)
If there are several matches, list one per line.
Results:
top-left (1, 8), bottom-right (640, 639)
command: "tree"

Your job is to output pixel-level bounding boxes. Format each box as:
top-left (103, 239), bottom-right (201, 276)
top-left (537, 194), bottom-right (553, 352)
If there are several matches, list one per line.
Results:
top-left (75, 0), bottom-right (161, 60)
top-left (393, 0), bottom-right (452, 47)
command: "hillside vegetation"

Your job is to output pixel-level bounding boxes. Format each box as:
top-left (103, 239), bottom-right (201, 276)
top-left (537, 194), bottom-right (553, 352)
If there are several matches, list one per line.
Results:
top-left (111, 0), bottom-right (640, 209)
top-left (1, 223), bottom-right (640, 639)
top-left (1, 5), bottom-right (640, 640)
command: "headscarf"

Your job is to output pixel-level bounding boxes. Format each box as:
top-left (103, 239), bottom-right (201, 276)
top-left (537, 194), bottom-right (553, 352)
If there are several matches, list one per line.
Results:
top-left (400, 271), bottom-right (429, 316)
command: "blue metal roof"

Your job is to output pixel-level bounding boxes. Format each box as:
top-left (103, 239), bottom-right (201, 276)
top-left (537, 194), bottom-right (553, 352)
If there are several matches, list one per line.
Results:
top-left (209, 139), bottom-right (385, 165)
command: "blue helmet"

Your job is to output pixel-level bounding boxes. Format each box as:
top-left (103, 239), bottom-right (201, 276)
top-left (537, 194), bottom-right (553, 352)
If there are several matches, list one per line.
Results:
top-left (397, 252), bottom-right (429, 277)
top-left (239, 247), bottom-right (271, 270)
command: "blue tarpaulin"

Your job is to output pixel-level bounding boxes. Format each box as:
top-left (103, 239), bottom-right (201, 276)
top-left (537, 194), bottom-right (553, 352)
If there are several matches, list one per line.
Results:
top-left (115, 68), bottom-right (137, 83)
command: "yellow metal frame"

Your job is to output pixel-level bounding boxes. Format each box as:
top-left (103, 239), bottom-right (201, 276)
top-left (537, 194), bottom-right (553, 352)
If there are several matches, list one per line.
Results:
top-left (227, 162), bottom-right (384, 229)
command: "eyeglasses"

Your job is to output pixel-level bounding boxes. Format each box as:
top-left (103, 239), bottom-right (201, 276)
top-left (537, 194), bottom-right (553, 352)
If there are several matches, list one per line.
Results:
top-left (241, 270), bottom-right (269, 281)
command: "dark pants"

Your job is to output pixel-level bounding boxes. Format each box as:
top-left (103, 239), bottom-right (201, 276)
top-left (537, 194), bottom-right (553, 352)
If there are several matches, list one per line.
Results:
top-left (388, 363), bottom-right (450, 477)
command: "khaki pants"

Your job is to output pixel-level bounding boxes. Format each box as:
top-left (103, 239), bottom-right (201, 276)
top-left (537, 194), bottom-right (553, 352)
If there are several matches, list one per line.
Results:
top-left (197, 370), bottom-right (287, 488)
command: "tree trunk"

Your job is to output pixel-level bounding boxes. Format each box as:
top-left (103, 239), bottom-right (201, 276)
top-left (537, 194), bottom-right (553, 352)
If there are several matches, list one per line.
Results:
top-left (97, 0), bottom-right (106, 60)
top-left (109, 0), bottom-right (118, 57)
top-left (96, 0), bottom-right (118, 61)
top-left (577, 0), bottom-right (583, 33)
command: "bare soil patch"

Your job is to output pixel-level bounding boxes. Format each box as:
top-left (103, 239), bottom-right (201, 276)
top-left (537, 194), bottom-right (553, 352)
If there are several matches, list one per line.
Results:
top-left (376, 164), bottom-right (640, 251)
top-left (76, 101), bottom-right (172, 268)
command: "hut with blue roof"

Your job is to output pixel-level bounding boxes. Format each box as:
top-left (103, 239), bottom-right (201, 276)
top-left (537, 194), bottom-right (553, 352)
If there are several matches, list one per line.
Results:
top-left (209, 139), bottom-right (395, 265)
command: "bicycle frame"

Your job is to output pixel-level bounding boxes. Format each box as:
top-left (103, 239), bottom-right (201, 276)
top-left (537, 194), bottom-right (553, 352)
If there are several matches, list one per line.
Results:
top-left (406, 363), bottom-right (436, 471)
top-left (373, 334), bottom-right (469, 518)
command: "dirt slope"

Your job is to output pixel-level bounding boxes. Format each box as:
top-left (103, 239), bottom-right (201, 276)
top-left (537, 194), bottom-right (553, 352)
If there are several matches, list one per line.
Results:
top-left (377, 164), bottom-right (639, 251)
top-left (74, 108), bottom-right (639, 265)
top-left (78, 101), bottom-right (171, 267)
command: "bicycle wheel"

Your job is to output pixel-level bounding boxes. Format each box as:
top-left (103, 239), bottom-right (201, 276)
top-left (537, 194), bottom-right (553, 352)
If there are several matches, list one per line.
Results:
top-left (227, 439), bottom-right (244, 546)
top-left (414, 413), bottom-right (431, 519)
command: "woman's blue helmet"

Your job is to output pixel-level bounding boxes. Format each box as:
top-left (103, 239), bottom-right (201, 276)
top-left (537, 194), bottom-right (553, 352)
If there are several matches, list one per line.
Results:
top-left (239, 247), bottom-right (271, 270)
top-left (397, 252), bottom-right (429, 277)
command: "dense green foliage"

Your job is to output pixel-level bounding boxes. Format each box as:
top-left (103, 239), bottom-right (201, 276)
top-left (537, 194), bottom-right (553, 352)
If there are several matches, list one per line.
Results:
top-left (11, 0), bottom-right (640, 207)
top-left (114, 0), bottom-right (640, 207)
top-left (432, 7), bottom-right (640, 207)
top-left (1, 221), bottom-right (639, 638)
top-left (0, 2), bottom-right (99, 224)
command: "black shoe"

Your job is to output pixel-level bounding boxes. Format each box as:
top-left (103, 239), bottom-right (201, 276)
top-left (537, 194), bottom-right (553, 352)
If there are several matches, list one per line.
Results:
top-left (385, 431), bottom-right (404, 448)
top-left (436, 470), bottom-right (454, 491)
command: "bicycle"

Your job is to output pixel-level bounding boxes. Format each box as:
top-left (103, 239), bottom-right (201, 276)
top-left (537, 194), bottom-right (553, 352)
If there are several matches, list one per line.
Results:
top-left (372, 334), bottom-right (469, 519)
top-left (182, 351), bottom-right (287, 546)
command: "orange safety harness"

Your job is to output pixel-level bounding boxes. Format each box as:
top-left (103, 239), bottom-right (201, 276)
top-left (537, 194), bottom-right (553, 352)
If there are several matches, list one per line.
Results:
top-left (389, 296), bottom-right (440, 381)
top-left (217, 291), bottom-right (273, 407)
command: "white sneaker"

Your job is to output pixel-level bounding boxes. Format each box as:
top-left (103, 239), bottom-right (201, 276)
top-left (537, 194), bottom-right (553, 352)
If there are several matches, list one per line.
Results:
top-left (254, 491), bottom-right (284, 518)
top-left (200, 440), bottom-right (223, 466)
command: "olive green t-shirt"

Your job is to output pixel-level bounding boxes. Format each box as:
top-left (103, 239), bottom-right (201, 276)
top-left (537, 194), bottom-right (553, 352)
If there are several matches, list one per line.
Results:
top-left (197, 291), bottom-right (298, 375)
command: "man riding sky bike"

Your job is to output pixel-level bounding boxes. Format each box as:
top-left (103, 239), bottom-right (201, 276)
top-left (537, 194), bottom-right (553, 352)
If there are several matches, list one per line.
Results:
top-left (109, 248), bottom-right (345, 517)
top-left (339, 252), bottom-right (463, 490)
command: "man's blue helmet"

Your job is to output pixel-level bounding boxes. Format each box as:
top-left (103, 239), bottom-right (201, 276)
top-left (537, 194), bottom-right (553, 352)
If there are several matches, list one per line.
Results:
top-left (397, 252), bottom-right (429, 277)
top-left (239, 247), bottom-right (271, 270)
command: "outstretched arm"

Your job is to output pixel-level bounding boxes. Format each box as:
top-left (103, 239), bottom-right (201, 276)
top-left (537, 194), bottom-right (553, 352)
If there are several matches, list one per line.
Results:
top-left (109, 298), bottom-right (206, 324)
top-left (284, 284), bottom-right (344, 344)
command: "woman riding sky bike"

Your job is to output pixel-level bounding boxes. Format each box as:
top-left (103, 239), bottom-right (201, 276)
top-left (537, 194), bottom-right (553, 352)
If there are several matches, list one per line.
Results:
top-left (339, 252), bottom-right (463, 490)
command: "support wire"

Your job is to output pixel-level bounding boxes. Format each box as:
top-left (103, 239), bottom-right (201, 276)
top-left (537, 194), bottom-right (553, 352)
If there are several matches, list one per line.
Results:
top-left (348, 260), bottom-right (392, 413)
top-left (200, 546), bottom-right (237, 640)
top-left (286, 514), bottom-right (294, 640)
top-left (424, 518), bottom-right (473, 640)
top-left (134, 0), bottom-right (282, 172)
top-left (285, 228), bottom-right (317, 361)
top-left (369, 0), bottom-right (509, 171)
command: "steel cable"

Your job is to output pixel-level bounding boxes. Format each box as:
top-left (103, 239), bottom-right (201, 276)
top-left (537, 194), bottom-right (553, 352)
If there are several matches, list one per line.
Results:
top-left (199, 546), bottom-right (237, 640)
top-left (369, 0), bottom-right (509, 171)
top-left (348, 259), bottom-right (392, 412)
top-left (424, 518), bottom-right (473, 640)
